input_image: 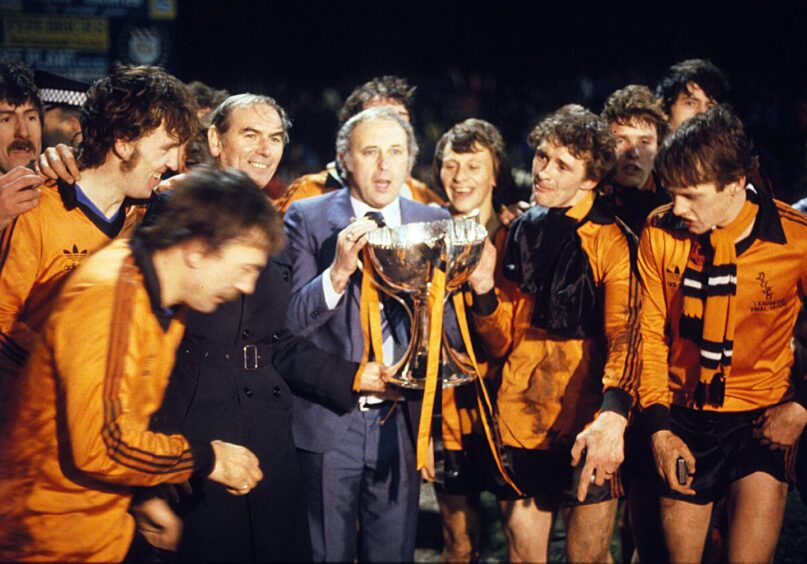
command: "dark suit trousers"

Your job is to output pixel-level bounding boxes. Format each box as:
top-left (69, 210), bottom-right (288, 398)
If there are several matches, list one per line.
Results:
top-left (297, 403), bottom-right (420, 562)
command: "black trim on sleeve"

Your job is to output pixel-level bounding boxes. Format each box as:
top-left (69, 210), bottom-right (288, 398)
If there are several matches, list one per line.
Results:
top-left (190, 440), bottom-right (215, 477)
top-left (471, 290), bottom-right (498, 317)
top-left (326, 360), bottom-right (362, 412)
top-left (600, 387), bottom-right (633, 418)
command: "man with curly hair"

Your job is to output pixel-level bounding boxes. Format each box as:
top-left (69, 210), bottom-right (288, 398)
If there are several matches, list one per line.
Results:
top-left (0, 61), bottom-right (44, 230)
top-left (0, 64), bottom-right (197, 384)
top-left (468, 105), bottom-right (641, 562)
top-left (601, 84), bottom-right (669, 236)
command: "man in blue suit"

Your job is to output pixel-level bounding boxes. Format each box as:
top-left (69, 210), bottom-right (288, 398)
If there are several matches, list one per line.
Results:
top-left (285, 107), bottom-right (450, 561)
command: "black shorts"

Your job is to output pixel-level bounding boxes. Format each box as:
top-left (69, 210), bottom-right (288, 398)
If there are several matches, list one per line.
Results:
top-left (495, 446), bottom-right (623, 507)
top-left (797, 431), bottom-right (807, 505)
top-left (663, 406), bottom-right (790, 505)
top-left (622, 414), bottom-right (656, 485)
top-left (124, 531), bottom-right (176, 563)
top-left (435, 434), bottom-right (501, 495)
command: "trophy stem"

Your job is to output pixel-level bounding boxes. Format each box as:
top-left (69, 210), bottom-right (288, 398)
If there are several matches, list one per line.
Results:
top-left (404, 290), bottom-right (431, 382)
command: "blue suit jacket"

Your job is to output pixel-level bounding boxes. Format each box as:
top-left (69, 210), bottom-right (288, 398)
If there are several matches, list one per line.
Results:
top-left (285, 188), bottom-right (451, 453)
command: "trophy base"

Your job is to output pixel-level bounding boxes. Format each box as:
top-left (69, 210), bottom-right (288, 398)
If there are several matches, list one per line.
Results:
top-left (440, 370), bottom-right (477, 388)
top-left (386, 367), bottom-right (477, 390)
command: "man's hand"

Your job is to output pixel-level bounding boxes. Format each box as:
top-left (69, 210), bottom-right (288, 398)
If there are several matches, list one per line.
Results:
top-left (650, 430), bottom-right (696, 495)
top-left (154, 173), bottom-right (187, 194)
top-left (0, 166), bottom-right (43, 228)
top-left (468, 238), bottom-right (497, 295)
top-left (570, 411), bottom-right (628, 501)
top-left (208, 440), bottom-right (263, 496)
top-left (330, 218), bottom-right (379, 294)
top-left (357, 361), bottom-right (396, 393)
top-left (753, 401), bottom-right (807, 450)
top-left (130, 495), bottom-right (182, 551)
top-left (37, 144), bottom-right (80, 183)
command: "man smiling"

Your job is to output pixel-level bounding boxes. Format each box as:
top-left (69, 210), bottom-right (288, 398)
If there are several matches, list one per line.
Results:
top-left (207, 93), bottom-right (289, 189)
top-left (0, 62), bottom-right (41, 174)
top-left (0, 169), bottom-right (274, 562)
top-left (0, 64), bottom-right (196, 382)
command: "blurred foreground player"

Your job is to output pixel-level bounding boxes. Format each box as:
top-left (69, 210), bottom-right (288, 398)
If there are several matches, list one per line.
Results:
top-left (0, 168), bottom-right (278, 562)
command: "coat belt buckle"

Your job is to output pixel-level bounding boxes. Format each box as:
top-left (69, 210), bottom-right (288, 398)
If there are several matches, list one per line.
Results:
top-left (243, 344), bottom-right (259, 371)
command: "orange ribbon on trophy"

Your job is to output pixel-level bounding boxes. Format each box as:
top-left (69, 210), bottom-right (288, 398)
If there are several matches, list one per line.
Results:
top-left (355, 245), bottom-right (520, 493)
top-left (450, 291), bottom-right (522, 494)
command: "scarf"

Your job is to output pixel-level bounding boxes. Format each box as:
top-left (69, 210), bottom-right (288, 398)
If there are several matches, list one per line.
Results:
top-left (502, 195), bottom-right (615, 338)
top-left (679, 199), bottom-right (759, 408)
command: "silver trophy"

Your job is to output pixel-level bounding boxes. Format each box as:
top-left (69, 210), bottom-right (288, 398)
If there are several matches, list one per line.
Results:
top-left (366, 218), bottom-right (487, 389)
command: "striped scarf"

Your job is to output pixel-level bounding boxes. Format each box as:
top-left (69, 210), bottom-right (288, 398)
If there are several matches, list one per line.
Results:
top-left (679, 199), bottom-right (758, 408)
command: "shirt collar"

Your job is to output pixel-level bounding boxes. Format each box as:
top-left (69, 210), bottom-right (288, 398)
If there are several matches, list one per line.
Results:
top-left (57, 178), bottom-right (132, 239)
top-left (349, 194), bottom-right (402, 228)
top-left (129, 235), bottom-right (178, 331)
top-left (324, 161), bottom-right (346, 189)
top-left (747, 183), bottom-right (786, 244)
top-left (74, 183), bottom-right (121, 223)
top-left (565, 190), bottom-right (596, 222)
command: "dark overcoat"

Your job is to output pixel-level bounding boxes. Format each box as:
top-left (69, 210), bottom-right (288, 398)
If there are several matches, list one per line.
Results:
top-left (150, 248), bottom-right (359, 562)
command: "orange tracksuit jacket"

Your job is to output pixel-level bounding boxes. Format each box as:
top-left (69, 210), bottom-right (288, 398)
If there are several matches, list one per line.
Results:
top-left (273, 162), bottom-right (445, 213)
top-left (0, 240), bottom-right (209, 562)
top-left (0, 180), bottom-right (141, 375)
top-left (638, 198), bottom-right (807, 431)
top-left (472, 192), bottom-right (642, 450)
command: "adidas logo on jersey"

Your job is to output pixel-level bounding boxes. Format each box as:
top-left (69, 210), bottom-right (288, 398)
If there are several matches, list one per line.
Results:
top-left (62, 244), bottom-right (88, 271)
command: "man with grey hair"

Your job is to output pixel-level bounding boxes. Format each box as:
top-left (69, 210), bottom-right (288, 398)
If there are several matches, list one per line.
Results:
top-left (284, 107), bottom-right (451, 561)
top-left (207, 93), bottom-right (292, 189)
top-left (275, 75), bottom-right (444, 213)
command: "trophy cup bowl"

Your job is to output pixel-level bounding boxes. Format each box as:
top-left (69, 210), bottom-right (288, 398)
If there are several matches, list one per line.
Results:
top-left (365, 218), bottom-right (488, 389)
top-left (442, 219), bottom-right (488, 387)
top-left (365, 221), bottom-right (445, 293)
top-left (445, 219), bottom-right (488, 292)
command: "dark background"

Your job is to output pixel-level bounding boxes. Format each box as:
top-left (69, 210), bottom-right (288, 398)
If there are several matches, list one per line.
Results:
top-left (171, 0), bottom-right (807, 201)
